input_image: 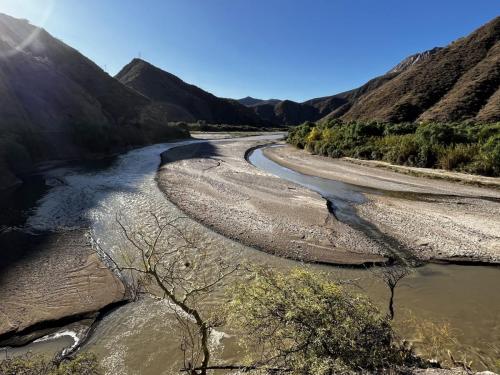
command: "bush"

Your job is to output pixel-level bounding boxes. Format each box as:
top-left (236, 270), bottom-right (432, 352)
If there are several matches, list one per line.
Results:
top-left (470, 134), bottom-right (500, 176)
top-left (227, 268), bottom-right (421, 374)
top-left (375, 135), bottom-right (419, 165)
top-left (438, 144), bottom-right (478, 171)
top-left (384, 122), bottom-right (418, 136)
top-left (415, 123), bottom-right (467, 145)
top-left (0, 352), bottom-right (102, 375)
top-left (286, 120), bottom-right (500, 176)
top-left (288, 122), bottom-right (314, 148)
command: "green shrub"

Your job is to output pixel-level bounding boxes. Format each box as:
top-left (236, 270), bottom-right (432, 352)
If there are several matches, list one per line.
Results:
top-left (227, 268), bottom-right (421, 374)
top-left (438, 144), bottom-right (478, 171)
top-left (286, 120), bottom-right (500, 176)
top-left (384, 122), bottom-right (418, 136)
top-left (0, 352), bottom-right (102, 375)
top-left (476, 123), bottom-right (500, 143)
top-left (288, 122), bottom-right (314, 148)
top-left (470, 134), bottom-right (500, 176)
top-left (415, 123), bottom-right (468, 145)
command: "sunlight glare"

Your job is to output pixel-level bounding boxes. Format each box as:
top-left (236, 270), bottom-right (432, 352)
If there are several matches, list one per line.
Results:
top-left (0, 0), bottom-right (55, 57)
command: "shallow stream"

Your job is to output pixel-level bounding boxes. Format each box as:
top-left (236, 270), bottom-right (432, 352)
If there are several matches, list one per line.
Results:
top-left (1, 136), bottom-right (499, 373)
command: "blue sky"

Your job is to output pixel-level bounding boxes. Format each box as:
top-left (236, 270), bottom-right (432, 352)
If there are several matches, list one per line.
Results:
top-left (1, 0), bottom-right (498, 101)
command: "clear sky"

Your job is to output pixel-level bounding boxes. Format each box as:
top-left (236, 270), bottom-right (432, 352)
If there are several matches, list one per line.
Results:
top-left (0, 0), bottom-right (498, 101)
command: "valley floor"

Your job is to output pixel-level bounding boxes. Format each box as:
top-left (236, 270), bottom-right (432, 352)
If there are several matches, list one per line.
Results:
top-left (264, 145), bottom-right (500, 264)
top-left (158, 138), bottom-right (387, 266)
top-left (158, 139), bottom-right (500, 265)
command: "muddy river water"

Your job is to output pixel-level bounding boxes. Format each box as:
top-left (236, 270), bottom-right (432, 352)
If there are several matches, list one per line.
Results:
top-left (1, 135), bottom-right (499, 373)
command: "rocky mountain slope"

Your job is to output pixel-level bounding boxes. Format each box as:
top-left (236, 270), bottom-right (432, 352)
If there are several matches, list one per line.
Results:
top-left (116, 59), bottom-right (266, 126)
top-left (243, 17), bottom-right (499, 125)
top-left (340, 16), bottom-right (500, 123)
top-left (240, 48), bottom-right (442, 126)
top-left (0, 13), bottom-right (187, 189)
top-left (387, 47), bottom-right (443, 74)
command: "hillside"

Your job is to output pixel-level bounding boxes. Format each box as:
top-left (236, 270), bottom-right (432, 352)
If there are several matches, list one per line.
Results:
top-left (244, 48), bottom-right (441, 126)
top-left (0, 13), bottom-right (187, 189)
top-left (116, 59), bottom-right (266, 126)
top-left (238, 96), bottom-right (281, 107)
top-left (242, 17), bottom-right (499, 126)
top-left (341, 16), bottom-right (500, 123)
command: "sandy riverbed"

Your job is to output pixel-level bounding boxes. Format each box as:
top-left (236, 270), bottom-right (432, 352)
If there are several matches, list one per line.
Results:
top-left (157, 139), bottom-right (388, 266)
top-left (264, 145), bottom-right (500, 264)
top-left (157, 139), bottom-right (500, 265)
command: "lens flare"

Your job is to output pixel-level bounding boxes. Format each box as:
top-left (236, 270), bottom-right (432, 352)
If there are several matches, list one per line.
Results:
top-left (0, 0), bottom-right (55, 58)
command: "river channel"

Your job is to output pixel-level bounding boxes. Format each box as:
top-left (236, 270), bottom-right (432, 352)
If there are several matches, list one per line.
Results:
top-left (1, 135), bottom-right (499, 373)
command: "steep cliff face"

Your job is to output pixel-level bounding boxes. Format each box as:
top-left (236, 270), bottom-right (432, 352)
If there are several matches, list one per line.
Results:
top-left (116, 59), bottom-right (266, 126)
top-left (0, 14), bottom-right (187, 189)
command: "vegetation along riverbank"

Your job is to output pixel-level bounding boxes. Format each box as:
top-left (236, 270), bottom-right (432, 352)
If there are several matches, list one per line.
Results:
top-left (288, 120), bottom-right (500, 177)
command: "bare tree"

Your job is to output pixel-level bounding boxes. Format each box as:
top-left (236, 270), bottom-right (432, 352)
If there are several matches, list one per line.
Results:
top-left (374, 265), bottom-right (412, 320)
top-left (95, 212), bottom-right (243, 375)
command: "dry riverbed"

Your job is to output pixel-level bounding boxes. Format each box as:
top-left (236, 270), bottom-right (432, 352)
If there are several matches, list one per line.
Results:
top-left (158, 139), bottom-right (500, 266)
top-left (158, 139), bottom-right (387, 266)
top-left (264, 145), bottom-right (500, 264)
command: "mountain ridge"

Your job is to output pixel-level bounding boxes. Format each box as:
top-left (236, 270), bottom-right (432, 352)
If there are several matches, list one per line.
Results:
top-left (236, 17), bottom-right (499, 125)
top-left (0, 13), bottom-right (187, 189)
top-left (238, 47), bottom-right (444, 125)
top-left (116, 59), bottom-right (267, 126)
top-left (340, 16), bottom-right (500, 123)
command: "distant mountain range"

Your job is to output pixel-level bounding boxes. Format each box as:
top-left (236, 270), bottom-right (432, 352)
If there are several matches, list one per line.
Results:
top-left (238, 97), bottom-right (281, 107)
top-left (0, 13), bottom-right (498, 188)
top-left (234, 48), bottom-right (443, 125)
top-left (115, 16), bottom-right (500, 128)
top-left (341, 17), bottom-right (500, 123)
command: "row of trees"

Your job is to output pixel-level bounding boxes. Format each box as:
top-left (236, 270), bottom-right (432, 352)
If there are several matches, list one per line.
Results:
top-left (288, 120), bottom-right (500, 177)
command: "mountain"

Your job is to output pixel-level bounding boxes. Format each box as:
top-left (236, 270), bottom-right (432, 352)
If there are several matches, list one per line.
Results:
top-left (244, 17), bottom-right (499, 126)
top-left (387, 47), bottom-right (443, 74)
top-left (340, 17), bottom-right (500, 123)
top-left (0, 13), bottom-right (187, 189)
top-left (238, 96), bottom-right (281, 107)
top-left (243, 48), bottom-right (443, 126)
top-left (116, 59), bottom-right (266, 126)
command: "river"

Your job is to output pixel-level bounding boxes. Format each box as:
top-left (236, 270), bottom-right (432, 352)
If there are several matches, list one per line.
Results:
top-left (1, 134), bottom-right (499, 373)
